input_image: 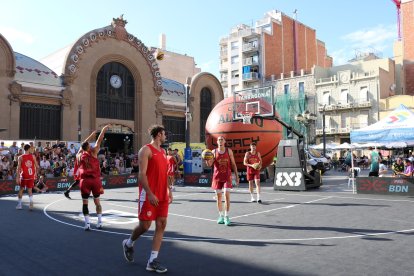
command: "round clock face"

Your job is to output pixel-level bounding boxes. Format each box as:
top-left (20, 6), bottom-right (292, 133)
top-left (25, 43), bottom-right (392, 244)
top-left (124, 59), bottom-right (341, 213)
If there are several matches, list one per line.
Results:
top-left (110, 75), bottom-right (122, 88)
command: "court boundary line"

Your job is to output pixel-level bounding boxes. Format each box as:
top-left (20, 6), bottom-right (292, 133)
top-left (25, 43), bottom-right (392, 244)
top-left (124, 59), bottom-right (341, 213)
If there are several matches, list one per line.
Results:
top-left (43, 197), bottom-right (414, 242)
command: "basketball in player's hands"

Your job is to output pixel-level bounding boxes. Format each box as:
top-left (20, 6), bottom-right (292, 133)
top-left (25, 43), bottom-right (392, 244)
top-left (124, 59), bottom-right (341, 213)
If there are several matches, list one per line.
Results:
top-left (201, 149), bottom-right (214, 160)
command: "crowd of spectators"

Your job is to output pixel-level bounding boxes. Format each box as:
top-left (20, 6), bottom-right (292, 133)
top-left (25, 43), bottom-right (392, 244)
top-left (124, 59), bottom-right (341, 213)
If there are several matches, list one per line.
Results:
top-left (0, 140), bottom-right (137, 181)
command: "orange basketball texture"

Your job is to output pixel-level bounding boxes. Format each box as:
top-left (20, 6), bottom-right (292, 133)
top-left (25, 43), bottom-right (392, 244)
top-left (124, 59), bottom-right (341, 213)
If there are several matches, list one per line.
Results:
top-left (205, 97), bottom-right (283, 170)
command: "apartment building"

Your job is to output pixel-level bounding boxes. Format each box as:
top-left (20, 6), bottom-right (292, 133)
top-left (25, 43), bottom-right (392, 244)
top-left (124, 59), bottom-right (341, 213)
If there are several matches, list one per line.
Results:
top-left (219, 10), bottom-right (332, 97)
top-left (314, 56), bottom-right (396, 144)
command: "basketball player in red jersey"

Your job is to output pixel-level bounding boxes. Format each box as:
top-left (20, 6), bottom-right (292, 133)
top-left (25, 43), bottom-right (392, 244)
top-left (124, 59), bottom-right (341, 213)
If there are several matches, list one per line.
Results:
top-left (77, 124), bottom-right (111, 231)
top-left (122, 125), bottom-right (172, 273)
top-left (206, 136), bottom-right (239, 226)
top-left (16, 144), bottom-right (37, 210)
top-left (166, 148), bottom-right (177, 191)
top-left (244, 142), bottom-right (262, 203)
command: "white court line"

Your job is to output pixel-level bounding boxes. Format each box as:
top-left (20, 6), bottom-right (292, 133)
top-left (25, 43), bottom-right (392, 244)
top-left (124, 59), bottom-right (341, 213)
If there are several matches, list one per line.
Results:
top-left (108, 202), bottom-right (216, 222)
top-left (231, 197), bottom-right (331, 219)
top-left (260, 191), bottom-right (414, 203)
top-left (173, 192), bottom-right (209, 198)
top-left (43, 198), bottom-right (414, 242)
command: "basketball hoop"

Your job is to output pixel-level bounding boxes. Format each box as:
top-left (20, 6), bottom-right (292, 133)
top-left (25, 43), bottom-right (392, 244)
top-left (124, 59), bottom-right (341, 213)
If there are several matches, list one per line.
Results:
top-left (241, 112), bottom-right (253, 124)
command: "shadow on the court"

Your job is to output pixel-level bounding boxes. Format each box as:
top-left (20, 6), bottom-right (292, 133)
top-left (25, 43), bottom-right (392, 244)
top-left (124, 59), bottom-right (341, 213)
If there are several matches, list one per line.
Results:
top-left (259, 200), bottom-right (390, 208)
top-left (233, 221), bottom-right (399, 237)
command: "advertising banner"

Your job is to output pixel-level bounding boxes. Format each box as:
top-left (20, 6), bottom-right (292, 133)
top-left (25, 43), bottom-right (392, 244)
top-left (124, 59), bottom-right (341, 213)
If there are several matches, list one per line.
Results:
top-left (0, 174), bottom-right (139, 196)
top-left (356, 177), bottom-right (414, 196)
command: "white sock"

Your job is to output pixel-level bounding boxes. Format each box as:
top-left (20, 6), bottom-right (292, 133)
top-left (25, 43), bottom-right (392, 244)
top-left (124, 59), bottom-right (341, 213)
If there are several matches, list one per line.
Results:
top-left (250, 193), bottom-right (254, 200)
top-left (18, 198), bottom-right (22, 204)
top-left (219, 211), bottom-right (223, 217)
top-left (29, 196), bottom-right (33, 203)
top-left (97, 214), bottom-right (102, 223)
top-left (257, 193), bottom-right (260, 200)
top-left (224, 210), bottom-right (229, 217)
top-left (84, 215), bottom-right (90, 225)
top-left (149, 251), bottom-right (158, 263)
top-left (126, 238), bottom-right (134, 248)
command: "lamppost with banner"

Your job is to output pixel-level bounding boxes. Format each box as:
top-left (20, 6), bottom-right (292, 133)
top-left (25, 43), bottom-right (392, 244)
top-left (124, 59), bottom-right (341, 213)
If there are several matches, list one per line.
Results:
top-left (184, 77), bottom-right (193, 175)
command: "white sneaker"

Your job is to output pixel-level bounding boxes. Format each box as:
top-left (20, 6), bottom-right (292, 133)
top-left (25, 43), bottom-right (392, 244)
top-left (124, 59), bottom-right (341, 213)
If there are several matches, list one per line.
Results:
top-left (96, 222), bottom-right (103, 229)
top-left (250, 198), bottom-right (255, 202)
top-left (84, 223), bottom-right (91, 231)
top-left (16, 204), bottom-right (22, 210)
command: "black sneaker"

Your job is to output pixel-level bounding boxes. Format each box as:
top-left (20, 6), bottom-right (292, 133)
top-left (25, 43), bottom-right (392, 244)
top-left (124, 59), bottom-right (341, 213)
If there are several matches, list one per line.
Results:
top-left (64, 190), bottom-right (71, 199)
top-left (257, 199), bottom-right (262, 203)
top-left (122, 239), bottom-right (134, 262)
top-left (146, 258), bottom-right (167, 273)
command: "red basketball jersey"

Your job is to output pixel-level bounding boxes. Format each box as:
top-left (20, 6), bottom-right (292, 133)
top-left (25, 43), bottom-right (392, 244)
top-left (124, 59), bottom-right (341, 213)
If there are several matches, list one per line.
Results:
top-left (167, 155), bottom-right (176, 176)
top-left (246, 152), bottom-right (261, 174)
top-left (140, 144), bottom-right (168, 201)
top-left (212, 148), bottom-right (231, 183)
top-left (20, 154), bottom-right (36, 180)
top-left (79, 151), bottom-right (100, 179)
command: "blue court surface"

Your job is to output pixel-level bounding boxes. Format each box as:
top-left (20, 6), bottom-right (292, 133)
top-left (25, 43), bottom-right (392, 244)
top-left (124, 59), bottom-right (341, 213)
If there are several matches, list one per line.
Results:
top-left (1, 173), bottom-right (413, 276)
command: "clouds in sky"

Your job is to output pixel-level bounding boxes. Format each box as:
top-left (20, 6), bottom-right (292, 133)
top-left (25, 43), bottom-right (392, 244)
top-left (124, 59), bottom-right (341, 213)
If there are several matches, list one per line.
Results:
top-left (0, 26), bottom-right (35, 45)
top-left (331, 24), bottom-right (397, 65)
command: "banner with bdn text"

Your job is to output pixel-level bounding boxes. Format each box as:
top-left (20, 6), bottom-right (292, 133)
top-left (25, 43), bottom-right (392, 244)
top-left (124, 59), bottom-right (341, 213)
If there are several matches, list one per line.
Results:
top-left (0, 174), bottom-right (139, 196)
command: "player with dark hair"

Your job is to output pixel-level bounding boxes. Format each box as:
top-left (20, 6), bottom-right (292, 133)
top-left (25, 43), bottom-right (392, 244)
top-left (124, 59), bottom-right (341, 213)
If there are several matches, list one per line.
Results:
top-left (122, 125), bottom-right (172, 273)
top-left (16, 144), bottom-right (37, 210)
top-left (78, 124), bottom-right (111, 230)
top-left (244, 142), bottom-right (262, 203)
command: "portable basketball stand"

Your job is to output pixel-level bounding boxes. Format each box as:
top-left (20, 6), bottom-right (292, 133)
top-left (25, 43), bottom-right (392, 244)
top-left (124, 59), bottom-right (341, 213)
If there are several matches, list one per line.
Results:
top-left (233, 86), bottom-right (322, 191)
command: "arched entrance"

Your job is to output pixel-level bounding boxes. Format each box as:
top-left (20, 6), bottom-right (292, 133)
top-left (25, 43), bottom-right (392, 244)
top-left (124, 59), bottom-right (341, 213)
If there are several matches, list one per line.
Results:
top-left (99, 124), bottom-right (134, 155)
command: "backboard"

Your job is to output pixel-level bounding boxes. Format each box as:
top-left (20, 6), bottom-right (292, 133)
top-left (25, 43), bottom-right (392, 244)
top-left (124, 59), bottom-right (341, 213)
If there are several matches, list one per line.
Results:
top-left (232, 86), bottom-right (275, 121)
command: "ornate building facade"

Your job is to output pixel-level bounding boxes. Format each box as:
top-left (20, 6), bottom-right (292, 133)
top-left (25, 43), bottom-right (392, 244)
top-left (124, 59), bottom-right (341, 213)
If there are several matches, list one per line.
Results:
top-left (0, 16), bottom-right (223, 152)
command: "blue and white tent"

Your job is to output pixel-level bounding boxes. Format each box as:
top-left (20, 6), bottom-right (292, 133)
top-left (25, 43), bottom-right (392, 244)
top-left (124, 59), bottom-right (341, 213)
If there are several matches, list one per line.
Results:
top-left (350, 104), bottom-right (414, 144)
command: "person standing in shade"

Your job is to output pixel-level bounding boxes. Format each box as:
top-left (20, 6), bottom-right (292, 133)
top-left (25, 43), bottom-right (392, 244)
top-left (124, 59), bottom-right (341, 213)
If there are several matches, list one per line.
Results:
top-left (78, 124), bottom-right (111, 230)
top-left (368, 147), bottom-right (381, 177)
top-left (205, 136), bottom-right (239, 226)
top-left (122, 125), bottom-right (172, 273)
top-left (243, 142), bottom-right (262, 203)
top-left (16, 144), bottom-right (37, 210)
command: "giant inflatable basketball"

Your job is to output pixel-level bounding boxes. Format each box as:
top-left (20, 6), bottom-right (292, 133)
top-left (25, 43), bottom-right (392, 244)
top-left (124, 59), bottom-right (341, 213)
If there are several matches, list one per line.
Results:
top-left (205, 97), bottom-right (283, 170)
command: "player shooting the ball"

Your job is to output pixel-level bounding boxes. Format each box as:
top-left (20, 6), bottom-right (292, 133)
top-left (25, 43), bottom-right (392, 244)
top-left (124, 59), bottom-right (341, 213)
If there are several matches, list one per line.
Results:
top-left (243, 142), bottom-right (262, 203)
top-left (204, 136), bottom-right (239, 226)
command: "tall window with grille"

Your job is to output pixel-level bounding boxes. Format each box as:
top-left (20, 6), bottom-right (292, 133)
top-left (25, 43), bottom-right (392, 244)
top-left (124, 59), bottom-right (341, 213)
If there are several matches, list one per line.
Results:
top-left (20, 103), bottom-right (61, 139)
top-left (200, 87), bottom-right (212, 142)
top-left (96, 62), bottom-right (135, 120)
top-left (162, 116), bottom-right (185, 143)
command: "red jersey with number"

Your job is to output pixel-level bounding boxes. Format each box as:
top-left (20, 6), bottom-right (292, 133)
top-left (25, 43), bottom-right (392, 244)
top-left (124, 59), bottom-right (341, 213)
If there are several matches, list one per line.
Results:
top-left (246, 152), bottom-right (261, 174)
top-left (212, 148), bottom-right (231, 183)
top-left (20, 154), bottom-right (36, 180)
top-left (167, 156), bottom-right (176, 176)
top-left (78, 151), bottom-right (100, 179)
top-left (73, 158), bottom-right (80, 180)
top-left (139, 144), bottom-right (168, 201)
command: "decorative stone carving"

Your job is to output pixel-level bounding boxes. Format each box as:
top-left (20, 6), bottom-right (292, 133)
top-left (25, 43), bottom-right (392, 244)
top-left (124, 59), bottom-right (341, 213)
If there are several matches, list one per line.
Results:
top-left (8, 81), bottom-right (22, 102)
top-left (61, 88), bottom-right (73, 107)
top-left (112, 15), bottom-right (128, 41)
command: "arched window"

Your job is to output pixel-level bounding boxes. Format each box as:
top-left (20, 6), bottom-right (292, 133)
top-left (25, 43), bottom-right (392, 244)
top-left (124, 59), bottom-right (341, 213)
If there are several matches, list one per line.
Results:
top-left (200, 87), bottom-right (212, 142)
top-left (96, 62), bottom-right (135, 120)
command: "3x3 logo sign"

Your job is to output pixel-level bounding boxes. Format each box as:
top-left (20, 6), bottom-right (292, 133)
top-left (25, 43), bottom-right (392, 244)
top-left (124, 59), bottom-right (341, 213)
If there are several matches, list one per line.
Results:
top-left (275, 172), bottom-right (302, 186)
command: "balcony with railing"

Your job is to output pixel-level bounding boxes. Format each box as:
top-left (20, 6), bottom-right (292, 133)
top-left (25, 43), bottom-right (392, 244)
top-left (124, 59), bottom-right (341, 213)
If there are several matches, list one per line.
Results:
top-left (242, 43), bottom-right (259, 53)
top-left (242, 72), bottom-right (259, 82)
top-left (316, 123), bottom-right (369, 135)
top-left (317, 99), bottom-right (372, 112)
top-left (242, 57), bottom-right (259, 66)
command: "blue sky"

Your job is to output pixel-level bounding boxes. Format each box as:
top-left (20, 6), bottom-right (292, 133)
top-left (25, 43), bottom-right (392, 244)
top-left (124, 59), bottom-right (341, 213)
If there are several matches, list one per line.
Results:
top-left (0, 0), bottom-right (399, 78)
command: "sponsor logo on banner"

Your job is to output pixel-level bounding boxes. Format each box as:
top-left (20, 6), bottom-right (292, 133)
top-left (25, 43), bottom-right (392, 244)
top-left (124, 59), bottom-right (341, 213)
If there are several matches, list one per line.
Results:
top-left (275, 172), bottom-right (302, 186)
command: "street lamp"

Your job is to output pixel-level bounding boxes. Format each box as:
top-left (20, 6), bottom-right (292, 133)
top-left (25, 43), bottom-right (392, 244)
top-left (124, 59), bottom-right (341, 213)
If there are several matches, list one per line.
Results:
top-left (295, 110), bottom-right (317, 148)
top-left (322, 104), bottom-right (326, 157)
top-left (123, 136), bottom-right (130, 154)
top-left (184, 77), bottom-right (192, 175)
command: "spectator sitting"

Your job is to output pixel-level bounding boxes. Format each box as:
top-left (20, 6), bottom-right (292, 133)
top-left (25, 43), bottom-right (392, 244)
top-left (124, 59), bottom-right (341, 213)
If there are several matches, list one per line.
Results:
top-left (131, 154), bottom-right (139, 173)
top-left (33, 176), bottom-right (48, 193)
top-left (397, 159), bottom-right (414, 178)
top-left (6, 170), bottom-right (14, 180)
top-left (392, 158), bottom-right (404, 176)
top-left (53, 162), bottom-right (62, 177)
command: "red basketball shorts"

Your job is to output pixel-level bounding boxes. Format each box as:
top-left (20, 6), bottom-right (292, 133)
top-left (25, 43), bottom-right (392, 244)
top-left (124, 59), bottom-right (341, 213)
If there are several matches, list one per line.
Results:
top-left (247, 171), bottom-right (260, 181)
top-left (20, 179), bottom-right (35, 189)
top-left (138, 200), bottom-right (169, 221)
top-left (80, 178), bottom-right (104, 197)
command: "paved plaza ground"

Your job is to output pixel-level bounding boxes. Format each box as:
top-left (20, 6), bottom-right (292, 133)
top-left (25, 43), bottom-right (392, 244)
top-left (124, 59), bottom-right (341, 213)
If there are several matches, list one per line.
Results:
top-left (1, 169), bottom-right (413, 275)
